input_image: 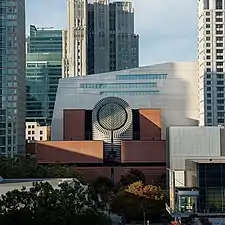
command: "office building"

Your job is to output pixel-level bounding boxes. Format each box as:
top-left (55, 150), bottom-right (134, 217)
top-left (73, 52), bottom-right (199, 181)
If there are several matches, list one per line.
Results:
top-left (28, 25), bottom-right (62, 53)
top-left (0, 0), bottom-right (26, 156)
top-left (62, 0), bottom-right (139, 77)
top-left (26, 26), bottom-right (62, 125)
top-left (198, 0), bottom-right (225, 126)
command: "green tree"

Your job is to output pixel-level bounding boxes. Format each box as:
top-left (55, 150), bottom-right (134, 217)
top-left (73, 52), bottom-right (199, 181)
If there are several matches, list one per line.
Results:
top-left (111, 181), bottom-right (165, 222)
top-left (0, 156), bottom-right (82, 179)
top-left (0, 179), bottom-right (111, 225)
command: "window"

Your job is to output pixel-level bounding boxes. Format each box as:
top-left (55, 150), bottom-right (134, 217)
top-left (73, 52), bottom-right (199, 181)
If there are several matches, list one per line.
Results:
top-left (206, 49), bottom-right (211, 53)
top-left (216, 30), bottom-right (223, 35)
top-left (206, 37), bottom-right (210, 41)
top-left (218, 106), bottom-right (224, 110)
top-left (216, 17), bottom-right (223, 22)
top-left (217, 80), bottom-right (224, 85)
top-left (32, 131), bottom-right (35, 135)
top-left (206, 55), bottom-right (211, 59)
top-left (206, 62), bottom-right (211, 66)
top-left (32, 125), bottom-right (34, 128)
top-left (40, 136), bottom-right (43, 141)
top-left (218, 93), bottom-right (224, 98)
top-left (207, 74), bottom-right (211, 78)
top-left (206, 30), bottom-right (210, 35)
top-left (116, 74), bottom-right (167, 80)
top-left (216, 0), bottom-right (223, 9)
top-left (207, 68), bottom-right (211, 72)
top-left (218, 119), bottom-right (224, 123)
top-left (206, 43), bottom-right (211, 47)
top-left (206, 18), bottom-right (210, 22)
top-left (217, 37), bottom-right (223, 41)
top-left (216, 12), bottom-right (223, 17)
top-left (217, 99), bottom-right (224, 104)
top-left (206, 24), bottom-right (210, 28)
top-left (205, 0), bottom-right (209, 9)
top-left (28, 131), bottom-right (31, 135)
top-left (217, 68), bottom-right (223, 72)
top-left (207, 87), bottom-right (211, 91)
top-left (217, 49), bottom-right (223, 53)
top-left (207, 81), bottom-right (211, 85)
top-left (216, 42), bottom-right (223, 47)
top-left (217, 55), bottom-right (223, 60)
top-left (40, 131), bottom-right (43, 135)
top-left (217, 74), bottom-right (224, 79)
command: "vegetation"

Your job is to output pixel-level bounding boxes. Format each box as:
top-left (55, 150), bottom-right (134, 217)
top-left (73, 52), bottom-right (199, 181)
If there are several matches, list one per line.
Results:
top-left (111, 180), bottom-right (165, 222)
top-left (0, 179), bottom-right (111, 225)
top-left (0, 156), bottom-right (166, 223)
top-left (0, 156), bottom-right (82, 179)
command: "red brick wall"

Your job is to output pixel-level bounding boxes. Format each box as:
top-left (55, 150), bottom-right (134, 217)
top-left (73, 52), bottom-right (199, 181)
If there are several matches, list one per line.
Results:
top-left (121, 140), bottom-right (166, 163)
top-left (36, 141), bottom-right (103, 163)
top-left (63, 109), bottom-right (85, 141)
top-left (139, 109), bottom-right (162, 140)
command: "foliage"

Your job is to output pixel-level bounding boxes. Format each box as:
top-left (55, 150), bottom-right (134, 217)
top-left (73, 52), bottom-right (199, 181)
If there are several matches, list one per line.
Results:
top-left (111, 181), bottom-right (165, 222)
top-left (118, 169), bottom-right (146, 188)
top-left (0, 179), bottom-right (111, 225)
top-left (92, 177), bottom-right (114, 203)
top-left (0, 156), bottom-right (82, 179)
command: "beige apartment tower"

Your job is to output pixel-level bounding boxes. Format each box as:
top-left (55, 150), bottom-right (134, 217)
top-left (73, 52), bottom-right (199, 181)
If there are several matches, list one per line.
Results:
top-left (62, 0), bottom-right (139, 77)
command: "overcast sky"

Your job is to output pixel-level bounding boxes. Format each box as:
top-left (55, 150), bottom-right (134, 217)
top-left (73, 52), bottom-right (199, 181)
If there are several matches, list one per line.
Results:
top-left (26, 0), bottom-right (197, 66)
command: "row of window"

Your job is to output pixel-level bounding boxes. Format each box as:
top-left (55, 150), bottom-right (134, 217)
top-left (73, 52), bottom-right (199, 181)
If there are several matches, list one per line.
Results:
top-left (80, 82), bottom-right (157, 89)
top-left (27, 130), bottom-right (43, 135)
top-left (116, 74), bottom-right (167, 80)
top-left (100, 90), bottom-right (159, 96)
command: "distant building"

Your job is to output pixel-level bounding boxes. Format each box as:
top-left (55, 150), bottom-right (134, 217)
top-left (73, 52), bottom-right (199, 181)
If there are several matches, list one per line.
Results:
top-left (198, 0), bottom-right (225, 126)
top-left (0, 0), bottom-right (26, 156)
top-left (26, 25), bottom-right (62, 125)
top-left (26, 122), bottom-right (49, 142)
top-left (62, 0), bottom-right (139, 77)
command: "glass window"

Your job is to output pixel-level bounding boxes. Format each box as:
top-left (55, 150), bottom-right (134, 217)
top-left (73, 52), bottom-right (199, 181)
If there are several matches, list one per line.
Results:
top-left (216, 0), bottom-right (223, 9)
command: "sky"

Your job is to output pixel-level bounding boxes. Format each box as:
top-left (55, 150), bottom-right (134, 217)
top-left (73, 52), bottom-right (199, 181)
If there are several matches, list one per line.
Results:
top-left (26, 0), bottom-right (197, 66)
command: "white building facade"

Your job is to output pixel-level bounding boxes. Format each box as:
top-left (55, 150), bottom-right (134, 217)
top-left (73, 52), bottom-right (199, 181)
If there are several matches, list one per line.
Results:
top-left (198, 0), bottom-right (225, 126)
top-left (26, 122), bottom-right (49, 142)
top-left (0, 0), bottom-right (26, 156)
top-left (52, 62), bottom-right (199, 140)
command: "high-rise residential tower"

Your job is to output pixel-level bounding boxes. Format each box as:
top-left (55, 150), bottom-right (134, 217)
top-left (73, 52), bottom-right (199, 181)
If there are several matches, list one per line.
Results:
top-left (62, 0), bottom-right (139, 77)
top-left (198, 0), bottom-right (225, 126)
top-left (26, 25), bottom-right (62, 126)
top-left (0, 0), bottom-right (26, 156)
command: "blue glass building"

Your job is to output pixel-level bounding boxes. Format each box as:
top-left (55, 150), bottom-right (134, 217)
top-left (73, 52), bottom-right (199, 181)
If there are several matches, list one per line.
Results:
top-left (26, 25), bottom-right (62, 125)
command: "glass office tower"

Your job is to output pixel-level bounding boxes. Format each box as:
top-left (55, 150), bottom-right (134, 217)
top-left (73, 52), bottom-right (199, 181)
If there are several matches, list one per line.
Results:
top-left (0, 0), bottom-right (26, 156)
top-left (26, 26), bottom-right (62, 125)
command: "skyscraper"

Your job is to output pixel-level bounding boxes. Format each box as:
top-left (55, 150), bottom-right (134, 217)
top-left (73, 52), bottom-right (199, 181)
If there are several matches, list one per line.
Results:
top-left (198, 0), bottom-right (225, 126)
top-left (26, 26), bottom-right (62, 125)
top-left (62, 0), bottom-right (139, 77)
top-left (0, 0), bottom-right (26, 156)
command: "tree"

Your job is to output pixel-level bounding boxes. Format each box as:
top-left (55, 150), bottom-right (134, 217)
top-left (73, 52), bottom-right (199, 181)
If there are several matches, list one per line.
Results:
top-left (118, 169), bottom-right (146, 188)
top-left (111, 181), bottom-right (165, 222)
top-left (0, 179), bottom-right (111, 225)
top-left (0, 156), bottom-right (82, 180)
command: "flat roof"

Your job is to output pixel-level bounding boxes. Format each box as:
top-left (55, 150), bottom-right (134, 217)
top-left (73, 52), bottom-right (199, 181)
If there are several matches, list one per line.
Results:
top-left (0, 178), bottom-right (74, 195)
